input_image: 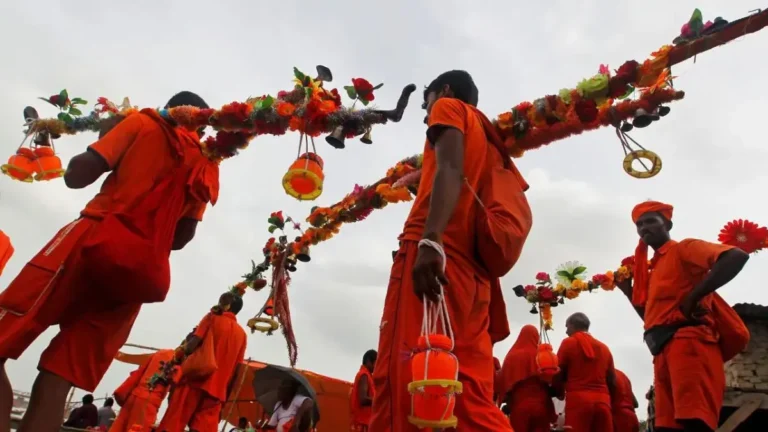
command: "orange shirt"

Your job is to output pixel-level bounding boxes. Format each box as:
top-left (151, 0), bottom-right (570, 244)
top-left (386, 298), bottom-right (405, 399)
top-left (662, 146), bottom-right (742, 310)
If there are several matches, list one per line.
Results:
top-left (189, 312), bottom-right (247, 401)
top-left (557, 332), bottom-right (614, 395)
top-left (0, 230), bottom-right (12, 277)
top-left (83, 112), bottom-right (210, 222)
top-left (402, 98), bottom-right (491, 259)
top-left (350, 365), bottom-right (373, 424)
top-left (645, 239), bottom-right (734, 341)
top-left (612, 369), bottom-right (635, 411)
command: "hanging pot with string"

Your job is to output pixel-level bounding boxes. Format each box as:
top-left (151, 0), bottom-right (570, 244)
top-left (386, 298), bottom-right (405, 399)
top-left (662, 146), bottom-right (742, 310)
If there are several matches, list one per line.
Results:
top-left (407, 240), bottom-right (462, 430)
top-left (283, 133), bottom-right (325, 201)
top-left (536, 312), bottom-right (560, 384)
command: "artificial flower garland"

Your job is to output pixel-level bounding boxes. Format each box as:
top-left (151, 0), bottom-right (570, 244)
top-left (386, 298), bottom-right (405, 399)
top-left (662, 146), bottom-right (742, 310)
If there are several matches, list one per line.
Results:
top-left (14, 67), bottom-right (403, 166)
top-left (514, 219), bottom-right (768, 328)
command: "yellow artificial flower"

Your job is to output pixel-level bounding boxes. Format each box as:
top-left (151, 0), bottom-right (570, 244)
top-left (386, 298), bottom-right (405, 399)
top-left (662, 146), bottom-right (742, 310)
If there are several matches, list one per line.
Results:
top-left (553, 283), bottom-right (566, 294)
top-left (565, 289), bottom-right (580, 300)
top-left (571, 279), bottom-right (588, 291)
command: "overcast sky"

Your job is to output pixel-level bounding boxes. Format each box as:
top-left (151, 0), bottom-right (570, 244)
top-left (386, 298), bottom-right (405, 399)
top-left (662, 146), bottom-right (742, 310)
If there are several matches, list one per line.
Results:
top-left (1, 0), bottom-right (766, 421)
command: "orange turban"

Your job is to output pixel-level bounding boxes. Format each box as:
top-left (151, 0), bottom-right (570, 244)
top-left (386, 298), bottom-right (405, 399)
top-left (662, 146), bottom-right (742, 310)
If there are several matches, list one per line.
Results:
top-left (631, 201), bottom-right (673, 307)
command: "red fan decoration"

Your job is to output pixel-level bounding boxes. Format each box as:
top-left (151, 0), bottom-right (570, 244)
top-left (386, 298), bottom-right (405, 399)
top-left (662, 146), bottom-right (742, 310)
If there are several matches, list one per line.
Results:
top-left (718, 219), bottom-right (768, 254)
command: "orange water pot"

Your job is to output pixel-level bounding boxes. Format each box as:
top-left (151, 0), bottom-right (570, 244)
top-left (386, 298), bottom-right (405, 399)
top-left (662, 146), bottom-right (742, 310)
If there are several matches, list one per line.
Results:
top-left (33, 146), bottom-right (65, 181)
top-left (536, 343), bottom-right (559, 384)
top-left (0, 148), bottom-right (37, 182)
top-left (282, 152), bottom-right (324, 201)
top-left (407, 334), bottom-right (462, 429)
top-left (264, 297), bottom-right (274, 316)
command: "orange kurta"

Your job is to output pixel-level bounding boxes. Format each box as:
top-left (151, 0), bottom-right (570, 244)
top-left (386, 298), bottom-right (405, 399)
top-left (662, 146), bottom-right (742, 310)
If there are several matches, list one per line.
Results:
top-left (558, 331), bottom-right (614, 432)
top-left (158, 312), bottom-right (247, 432)
top-left (612, 369), bottom-right (639, 432)
top-left (498, 325), bottom-right (556, 432)
top-left (350, 365), bottom-right (374, 430)
top-left (370, 98), bottom-right (529, 432)
top-left (0, 112), bottom-right (215, 391)
top-left (111, 349), bottom-right (175, 431)
top-left (642, 238), bottom-right (733, 430)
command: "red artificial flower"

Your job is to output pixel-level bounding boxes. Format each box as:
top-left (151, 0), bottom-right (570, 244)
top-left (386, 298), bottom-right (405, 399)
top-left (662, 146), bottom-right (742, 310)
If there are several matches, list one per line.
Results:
top-left (523, 285), bottom-right (536, 294)
top-left (535, 272), bottom-right (550, 281)
top-left (538, 287), bottom-right (556, 302)
top-left (514, 101), bottom-right (533, 113)
top-left (277, 90), bottom-right (289, 99)
top-left (608, 79), bottom-right (631, 98)
top-left (620, 256), bottom-right (635, 267)
top-left (615, 60), bottom-right (640, 84)
top-left (270, 211), bottom-right (284, 223)
top-left (574, 99), bottom-right (598, 123)
top-left (718, 219), bottom-right (768, 254)
top-left (591, 274), bottom-right (607, 285)
top-left (352, 78), bottom-right (375, 102)
top-left (219, 102), bottom-right (253, 124)
top-left (329, 88), bottom-right (342, 107)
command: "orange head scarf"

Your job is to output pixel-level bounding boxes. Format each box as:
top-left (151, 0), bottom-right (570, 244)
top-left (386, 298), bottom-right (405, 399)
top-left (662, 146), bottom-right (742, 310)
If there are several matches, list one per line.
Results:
top-left (631, 201), bottom-right (674, 307)
top-left (498, 325), bottom-right (540, 395)
top-left (571, 331), bottom-right (595, 359)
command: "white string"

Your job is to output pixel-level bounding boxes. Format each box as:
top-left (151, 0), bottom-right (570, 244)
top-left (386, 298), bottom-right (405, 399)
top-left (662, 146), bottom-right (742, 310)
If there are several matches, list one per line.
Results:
top-left (417, 239), bottom-right (455, 352)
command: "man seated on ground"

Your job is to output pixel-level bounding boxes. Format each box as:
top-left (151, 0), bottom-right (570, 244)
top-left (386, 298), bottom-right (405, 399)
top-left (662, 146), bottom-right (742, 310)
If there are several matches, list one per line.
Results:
top-left (63, 394), bottom-right (98, 429)
top-left (97, 397), bottom-right (116, 429)
top-left (262, 379), bottom-right (315, 432)
top-left (229, 416), bottom-right (252, 431)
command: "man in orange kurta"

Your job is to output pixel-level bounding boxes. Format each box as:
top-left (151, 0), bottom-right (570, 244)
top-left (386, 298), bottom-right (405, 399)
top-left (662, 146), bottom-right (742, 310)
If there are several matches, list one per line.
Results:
top-left (617, 201), bottom-right (750, 432)
top-left (556, 313), bottom-right (616, 432)
top-left (612, 369), bottom-right (639, 432)
top-left (158, 294), bottom-right (248, 432)
top-left (498, 325), bottom-right (556, 432)
top-left (110, 349), bottom-right (176, 431)
top-left (350, 350), bottom-right (376, 431)
top-left (369, 70), bottom-right (531, 431)
top-left (0, 230), bottom-right (12, 277)
top-left (0, 92), bottom-right (218, 432)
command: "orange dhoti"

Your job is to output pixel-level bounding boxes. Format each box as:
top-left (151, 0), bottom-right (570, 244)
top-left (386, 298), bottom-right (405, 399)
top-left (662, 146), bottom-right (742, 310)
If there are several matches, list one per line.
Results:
top-left (654, 336), bottom-right (724, 430)
top-left (613, 407), bottom-right (639, 432)
top-left (0, 218), bottom-right (141, 391)
top-left (369, 241), bottom-right (511, 432)
top-left (564, 392), bottom-right (612, 432)
top-left (508, 380), bottom-right (556, 432)
top-left (157, 384), bottom-right (221, 432)
top-left (110, 395), bottom-right (160, 432)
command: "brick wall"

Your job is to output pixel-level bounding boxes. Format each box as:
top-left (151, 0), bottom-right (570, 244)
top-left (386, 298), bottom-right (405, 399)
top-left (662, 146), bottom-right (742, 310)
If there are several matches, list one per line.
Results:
top-left (724, 321), bottom-right (768, 391)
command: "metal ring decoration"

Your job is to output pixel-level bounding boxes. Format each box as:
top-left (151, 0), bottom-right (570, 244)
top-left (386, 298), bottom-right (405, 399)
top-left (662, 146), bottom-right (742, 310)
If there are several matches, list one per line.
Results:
top-left (251, 316), bottom-right (279, 333)
top-left (622, 150), bottom-right (662, 179)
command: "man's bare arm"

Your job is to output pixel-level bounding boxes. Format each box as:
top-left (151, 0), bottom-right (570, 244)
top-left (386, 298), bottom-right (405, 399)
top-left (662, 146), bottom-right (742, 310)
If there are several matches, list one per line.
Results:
top-left (616, 278), bottom-right (645, 320)
top-left (422, 128), bottom-right (464, 242)
top-left (689, 249), bottom-right (749, 302)
top-left (63, 150), bottom-right (109, 189)
top-left (358, 375), bottom-right (372, 407)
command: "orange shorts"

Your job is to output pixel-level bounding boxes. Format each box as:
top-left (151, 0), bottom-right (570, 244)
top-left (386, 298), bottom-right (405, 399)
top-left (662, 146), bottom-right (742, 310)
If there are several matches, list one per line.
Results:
top-left (157, 384), bottom-right (221, 432)
top-left (653, 336), bottom-right (724, 430)
top-left (0, 218), bottom-right (142, 391)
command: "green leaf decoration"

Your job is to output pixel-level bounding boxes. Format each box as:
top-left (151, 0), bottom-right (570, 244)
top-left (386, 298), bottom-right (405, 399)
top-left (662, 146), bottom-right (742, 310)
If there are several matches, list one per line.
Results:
top-left (373, 83), bottom-right (384, 90)
top-left (267, 217), bottom-right (277, 225)
top-left (255, 95), bottom-right (274, 110)
top-left (618, 85), bottom-right (634, 100)
top-left (305, 87), bottom-right (313, 99)
top-left (293, 67), bottom-right (306, 82)
top-left (71, 97), bottom-right (87, 105)
top-left (556, 270), bottom-right (571, 278)
top-left (572, 266), bottom-right (587, 276)
top-left (360, 98), bottom-right (370, 106)
top-left (344, 85), bottom-right (357, 100)
top-left (268, 225), bottom-right (277, 234)
top-left (59, 89), bottom-right (69, 103)
top-left (68, 107), bottom-right (82, 116)
top-left (57, 112), bottom-right (74, 125)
